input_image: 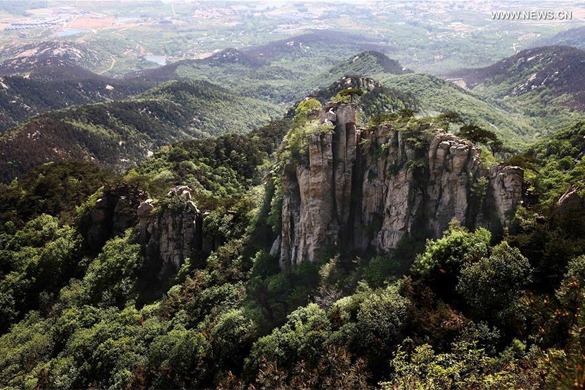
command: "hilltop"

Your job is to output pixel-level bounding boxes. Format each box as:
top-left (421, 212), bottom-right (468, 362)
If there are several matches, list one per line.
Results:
top-left (0, 71), bottom-right (154, 132)
top-left (451, 46), bottom-right (585, 137)
top-left (380, 73), bottom-right (535, 147)
top-left (453, 46), bottom-right (585, 107)
top-left (0, 41), bottom-right (108, 74)
top-left (534, 26), bottom-right (585, 50)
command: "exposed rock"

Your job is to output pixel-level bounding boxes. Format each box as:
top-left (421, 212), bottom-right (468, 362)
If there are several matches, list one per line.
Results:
top-left (81, 184), bottom-right (215, 287)
top-left (81, 184), bottom-right (146, 252)
top-left (552, 185), bottom-right (585, 236)
top-left (279, 103), bottom-right (524, 266)
top-left (137, 186), bottom-right (207, 282)
top-left (489, 165), bottom-right (524, 224)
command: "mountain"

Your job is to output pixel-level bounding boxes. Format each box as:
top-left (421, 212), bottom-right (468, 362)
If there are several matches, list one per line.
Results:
top-left (535, 26), bottom-right (585, 50)
top-left (450, 46), bottom-right (585, 136)
top-left (317, 50), bottom-right (410, 83)
top-left (134, 50), bottom-right (409, 105)
top-left (242, 30), bottom-right (392, 61)
top-left (380, 73), bottom-right (535, 147)
top-left (0, 79), bottom-right (584, 389)
top-left (0, 57), bottom-right (104, 81)
top-left (200, 48), bottom-right (268, 68)
top-left (453, 46), bottom-right (585, 107)
top-left (0, 72), bottom-right (154, 132)
top-left (134, 48), bottom-right (266, 80)
top-left (0, 80), bottom-right (282, 182)
top-left (276, 103), bottom-right (522, 265)
top-left (0, 41), bottom-right (107, 73)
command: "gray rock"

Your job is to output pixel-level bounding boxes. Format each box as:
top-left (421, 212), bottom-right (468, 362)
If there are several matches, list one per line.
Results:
top-left (279, 103), bottom-right (524, 266)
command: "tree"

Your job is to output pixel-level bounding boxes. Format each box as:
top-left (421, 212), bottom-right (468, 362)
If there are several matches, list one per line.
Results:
top-left (334, 88), bottom-right (364, 103)
top-left (81, 230), bottom-right (143, 307)
top-left (356, 282), bottom-right (410, 350)
top-left (412, 223), bottom-right (491, 299)
top-left (457, 241), bottom-right (532, 319)
top-left (293, 98), bottom-right (322, 124)
top-left (457, 124), bottom-right (503, 153)
top-left (245, 303), bottom-right (331, 376)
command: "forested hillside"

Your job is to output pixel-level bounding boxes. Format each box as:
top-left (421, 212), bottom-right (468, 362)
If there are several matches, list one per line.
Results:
top-left (0, 79), bottom-right (282, 183)
top-left (0, 1), bottom-right (583, 387)
top-left (0, 80), bottom-right (584, 388)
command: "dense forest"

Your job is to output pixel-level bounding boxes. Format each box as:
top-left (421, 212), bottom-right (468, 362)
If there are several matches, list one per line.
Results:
top-left (0, 78), bottom-right (584, 389)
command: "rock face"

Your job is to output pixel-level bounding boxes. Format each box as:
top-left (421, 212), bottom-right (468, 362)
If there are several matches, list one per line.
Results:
top-left (83, 184), bottom-right (214, 285)
top-left (552, 185), bottom-right (585, 237)
top-left (278, 103), bottom-right (524, 266)
top-left (137, 186), bottom-right (211, 282)
top-left (81, 184), bottom-right (145, 253)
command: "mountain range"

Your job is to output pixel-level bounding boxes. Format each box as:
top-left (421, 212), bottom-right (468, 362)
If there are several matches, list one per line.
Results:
top-left (0, 25), bottom-right (585, 388)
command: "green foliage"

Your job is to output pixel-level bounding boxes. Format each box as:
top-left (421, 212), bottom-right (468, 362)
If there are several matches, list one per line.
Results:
top-left (0, 215), bottom-right (81, 332)
top-left (381, 73), bottom-right (535, 148)
top-left (360, 86), bottom-right (419, 121)
top-left (281, 119), bottom-right (335, 160)
top-left (457, 242), bottom-right (532, 319)
top-left (0, 80), bottom-right (282, 183)
top-left (246, 303), bottom-right (331, 373)
top-left (0, 312), bottom-right (54, 389)
top-left (147, 327), bottom-right (209, 389)
top-left (332, 87), bottom-right (364, 103)
top-left (1, 60), bottom-right (585, 390)
top-left (0, 161), bottom-right (113, 230)
top-left (293, 98), bottom-right (322, 123)
top-left (355, 283), bottom-right (410, 350)
top-left (210, 308), bottom-right (258, 371)
top-left (457, 123), bottom-right (503, 153)
top-left (81, 230), bottom-right (143, 308)
top-left (413, 223), bottom-right (491, 283)
top-left (383, 338), bottom-right (543, 389)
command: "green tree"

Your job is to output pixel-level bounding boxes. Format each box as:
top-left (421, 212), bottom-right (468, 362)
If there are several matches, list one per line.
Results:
top-left (81, 230), bottom-right (143, 307)
top-left (356, 282), bottom-right (410, 350)
top-left (293, 98), bottom-right (322, 124)
top-left (246, 303), bottom-right (331, 376)
top-left (457, 242), bottom-right (532, 319)
top-left (412, 223), bottom-right (491, 298)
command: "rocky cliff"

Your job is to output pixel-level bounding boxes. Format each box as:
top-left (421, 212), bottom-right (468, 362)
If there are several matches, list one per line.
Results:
top-left (82, 185), bottom-right (215, 286)
top-left (277, 103), bottom-right (524, 266)
top-left (137, 186), bottom-right (218, 282)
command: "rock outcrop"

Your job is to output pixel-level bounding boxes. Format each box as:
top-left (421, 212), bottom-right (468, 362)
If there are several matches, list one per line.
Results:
top-left (137, 186), bottom-right (213, 282)
top-left (278, 103), bottom-right (524, 266)
top-left (82, 184), bottom-right (214, 285)
top-left (552, 185), bottom-right (585, 237)
top-left (81, 184), bottom-right (146, 252)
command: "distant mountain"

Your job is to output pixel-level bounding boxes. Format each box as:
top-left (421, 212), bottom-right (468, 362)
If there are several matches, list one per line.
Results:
top-left (131, 31), bottom-right (396, 104)
top-left (0, 80), bottom-right (282, 182)
top-left (450, 46), bottom-right (585, 137)
top-left (132, 48), bottom-right (267, 80)
top-left (0, 57), bottom-right (156, 132)
top-left (321, 51), bottom-right (410, 80)
top-left (535, 27), bottom-right (585, 50)
top-left (380, 73), bottom-right (535, 147)
top-left (242, 30), bottom-right (391, 61)
top-left (133, 49), bottom-right (409, 107)
top-left (0, 41), bottom-right (106, 73)
top-left (0, 57), bottom-right (103, 81)
top-left (201, 48), bottom-right (268, 68)
top-left (453, 46), bottom-right (585, 107)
